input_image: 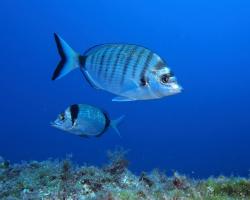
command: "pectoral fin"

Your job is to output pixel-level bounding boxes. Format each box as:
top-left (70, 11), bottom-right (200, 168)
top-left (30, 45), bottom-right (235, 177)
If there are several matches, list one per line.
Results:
top-left (111, 79), bottom-right (141, 102)
top-left (112, 85), bottom-right (151, 102)
top-left (121, 79), bottom-right (139, 92)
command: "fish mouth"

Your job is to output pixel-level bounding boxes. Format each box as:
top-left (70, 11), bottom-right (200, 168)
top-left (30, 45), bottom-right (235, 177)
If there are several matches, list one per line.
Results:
top-left (176, 85), bottom-right (183, 93)
top-left (50, 121), bottom-right (61, 128)
top-left (170, 83), bottom-right (183, 94)
top-left (50, 121), bottom-right (67, 132)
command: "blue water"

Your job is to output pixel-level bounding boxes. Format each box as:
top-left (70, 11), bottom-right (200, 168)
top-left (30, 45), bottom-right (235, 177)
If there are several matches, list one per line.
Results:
top-left (0, 0), bottom-right (250, 178)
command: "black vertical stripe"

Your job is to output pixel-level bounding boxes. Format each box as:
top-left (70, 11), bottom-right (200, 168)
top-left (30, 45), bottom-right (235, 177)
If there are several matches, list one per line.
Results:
top-left (97, 47), bottom-right (110, 77)
top-left (103, 46), bottom-right (117, 79)
top-left (131, 48), bottom-right (146, 78)
top-left (140, 52), bottom-right (154, 85)
top-left (109, 45), bottom-right (126, 82)
top-left (70, 104), bottom-right (79, 126)
top-left (120, 45), bottom-right (138, 85)
top-left (140, 76), bottom-right (148, 87)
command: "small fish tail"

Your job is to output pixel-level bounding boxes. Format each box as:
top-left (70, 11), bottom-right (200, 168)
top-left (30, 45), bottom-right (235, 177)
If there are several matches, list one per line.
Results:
top-left (110, 115), bottom-right (125, 137)
top-left (52, 33), bottom-right (85, 80)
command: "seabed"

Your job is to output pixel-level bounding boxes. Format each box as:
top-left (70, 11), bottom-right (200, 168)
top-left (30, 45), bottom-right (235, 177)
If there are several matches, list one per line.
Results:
top-left (0, 149), bottom-right (249, 200)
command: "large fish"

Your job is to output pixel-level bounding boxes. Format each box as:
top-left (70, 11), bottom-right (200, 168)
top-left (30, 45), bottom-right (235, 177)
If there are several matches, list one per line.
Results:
top-left (52, 33), bottom-right (182, 101)
top-left (51, 104), bottom-right (124, 137)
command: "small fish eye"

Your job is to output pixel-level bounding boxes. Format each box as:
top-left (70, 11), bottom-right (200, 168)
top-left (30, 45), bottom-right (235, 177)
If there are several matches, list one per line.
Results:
top-left (160, 74), bottom-right (170, 84)
top-left (59, 113), bottom-right (65, 121)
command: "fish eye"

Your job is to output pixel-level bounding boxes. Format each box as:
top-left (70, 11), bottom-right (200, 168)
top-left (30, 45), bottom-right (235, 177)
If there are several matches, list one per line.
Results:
top-left (59, 113), bottom-right (65, 121)
top-left (160, 74), bottom-right (170, 84)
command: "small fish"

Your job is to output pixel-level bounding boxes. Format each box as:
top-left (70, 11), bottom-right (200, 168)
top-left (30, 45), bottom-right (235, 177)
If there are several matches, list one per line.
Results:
top-left (51, 104), bottom-right (124, 137)
top-left (52, 33), bottom-right (182, 101)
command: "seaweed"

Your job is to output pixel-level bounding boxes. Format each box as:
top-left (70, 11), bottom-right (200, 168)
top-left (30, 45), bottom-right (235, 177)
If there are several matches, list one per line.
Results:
top-left (0, 151), bottom-right (249, 200)
top-left (204, 176), bottom-right (250, 198)
top-left (139, 172), bottom-right (154, 187)
top-left (104, 147), bottom-right (129, 175)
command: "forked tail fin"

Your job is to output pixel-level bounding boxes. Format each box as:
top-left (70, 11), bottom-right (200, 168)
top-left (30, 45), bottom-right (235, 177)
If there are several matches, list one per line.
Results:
top-left (110, 115), bottom-right (125, 137)
top-left (52, 33), bottom-right (83, 80)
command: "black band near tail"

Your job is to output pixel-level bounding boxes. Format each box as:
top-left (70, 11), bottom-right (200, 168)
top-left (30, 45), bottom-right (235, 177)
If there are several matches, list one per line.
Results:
top-left (96, 112), bottom-right (110, 137)
top-left (79, 55), bottom-right (86, 67)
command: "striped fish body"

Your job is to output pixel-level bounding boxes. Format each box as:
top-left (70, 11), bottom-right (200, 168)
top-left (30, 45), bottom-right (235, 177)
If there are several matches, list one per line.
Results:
top-left (82, 44), bottom-right (166, 100)
top-left (70, 104), bottom-right (108, 137)
top-left (51, 104), bottom-right (124, 137)
top-left (52, 34), bottom-right (182, 101)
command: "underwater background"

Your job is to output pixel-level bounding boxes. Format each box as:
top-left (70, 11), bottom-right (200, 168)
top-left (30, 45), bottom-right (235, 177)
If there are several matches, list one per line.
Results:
top-left (0, 0), bottom-right (250, 179)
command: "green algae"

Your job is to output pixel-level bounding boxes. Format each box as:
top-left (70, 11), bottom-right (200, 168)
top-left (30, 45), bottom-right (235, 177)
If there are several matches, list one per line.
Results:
top-left (0, 152), bottom-right (249, 200)
top-left (203, 177), bottom-right (250, 198)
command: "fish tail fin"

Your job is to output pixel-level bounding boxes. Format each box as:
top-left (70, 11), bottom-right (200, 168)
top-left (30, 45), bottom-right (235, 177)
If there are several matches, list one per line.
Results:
top-left (110, 115), bottom-right (125, 137)
top-left (52, 33), bottom-right (85, 80)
